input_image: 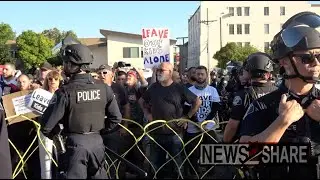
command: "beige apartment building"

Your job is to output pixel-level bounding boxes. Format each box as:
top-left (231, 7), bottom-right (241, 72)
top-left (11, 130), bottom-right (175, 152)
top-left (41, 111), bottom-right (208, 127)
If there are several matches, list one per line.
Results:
top-left (188, 1), bottom-right (320, 70)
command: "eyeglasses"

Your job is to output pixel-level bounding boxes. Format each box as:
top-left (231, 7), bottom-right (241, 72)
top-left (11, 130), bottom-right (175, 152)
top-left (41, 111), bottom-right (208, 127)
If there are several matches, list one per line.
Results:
top-left (291, 53), bottom-right (320, 64)
top-left (48, 77), bottom-right (59, 81)
top-left (92, 75), bottom-right (98, 78)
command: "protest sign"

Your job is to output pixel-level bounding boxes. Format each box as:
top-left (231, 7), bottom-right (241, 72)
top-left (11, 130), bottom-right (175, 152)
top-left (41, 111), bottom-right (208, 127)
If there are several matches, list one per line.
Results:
top-left (27, 88), bottom-right (53, 114)
top-left (2, 90), bottom-right (39, 125)
top-left (142, 28), bottom-right (170, 69)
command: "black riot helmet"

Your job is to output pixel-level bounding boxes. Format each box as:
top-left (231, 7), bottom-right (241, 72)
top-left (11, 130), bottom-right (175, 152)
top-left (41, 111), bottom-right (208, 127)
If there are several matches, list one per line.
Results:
top-left (61, 44), bottom-right (94, 76)
top-left (62, 44), bottom-right (93, 65)
top-left (270, 11), bottom-right (320, 83)
top-left (245, 52), bottom-right (273, 72)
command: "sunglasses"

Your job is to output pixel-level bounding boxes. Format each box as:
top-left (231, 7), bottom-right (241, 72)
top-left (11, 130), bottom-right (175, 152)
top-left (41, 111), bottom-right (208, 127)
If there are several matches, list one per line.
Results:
top-left (292, 53), bottom-right (320, 64)
top-left (48, 77), bottom-right (59, 81)
top-left (99, 71), bottom-right (108, 75)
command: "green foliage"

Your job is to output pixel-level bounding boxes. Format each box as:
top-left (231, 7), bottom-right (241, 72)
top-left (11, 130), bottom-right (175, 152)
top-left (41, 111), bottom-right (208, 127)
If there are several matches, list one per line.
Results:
top-left (213, 42), bottom-right (260, 69)
top-left (0, 23), bottom-right (15, 64)
top-left (0, 45), bottom-right (14, 64)
top-left (16, 30), bottom-right (54, 69)
top-left (0, 22), bottom-right (15, 44)
top-left (41, 28), bottom-right (78, 45)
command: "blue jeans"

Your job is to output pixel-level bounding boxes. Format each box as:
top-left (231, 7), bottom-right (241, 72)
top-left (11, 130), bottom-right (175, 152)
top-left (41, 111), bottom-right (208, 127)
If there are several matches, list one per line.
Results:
top-left (149, 133), bottom-right (184, 178)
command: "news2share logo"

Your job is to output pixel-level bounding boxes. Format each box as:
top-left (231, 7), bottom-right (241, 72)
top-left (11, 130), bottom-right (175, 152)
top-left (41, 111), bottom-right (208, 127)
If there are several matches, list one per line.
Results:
top-left (200, 143), bottom-right (311, 165)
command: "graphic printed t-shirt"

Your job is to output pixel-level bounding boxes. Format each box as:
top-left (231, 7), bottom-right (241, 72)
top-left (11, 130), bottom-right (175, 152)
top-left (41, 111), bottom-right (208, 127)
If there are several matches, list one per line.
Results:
top-left (186, 85), bottom-right (220, 133)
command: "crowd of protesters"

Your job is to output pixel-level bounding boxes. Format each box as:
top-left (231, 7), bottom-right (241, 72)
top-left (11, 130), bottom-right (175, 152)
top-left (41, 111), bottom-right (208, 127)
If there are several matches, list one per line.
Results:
top-left (0, 59), bottom-right (236, 179)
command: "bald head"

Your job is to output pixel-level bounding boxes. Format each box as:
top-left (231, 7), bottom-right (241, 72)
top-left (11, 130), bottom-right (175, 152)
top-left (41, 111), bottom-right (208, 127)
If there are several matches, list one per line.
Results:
top-left (18, 74), bottom-right (31, 90)
top-left (160, 62), bottom-right (173, 71)
top-left (157, 62), bottom-right (174, 83)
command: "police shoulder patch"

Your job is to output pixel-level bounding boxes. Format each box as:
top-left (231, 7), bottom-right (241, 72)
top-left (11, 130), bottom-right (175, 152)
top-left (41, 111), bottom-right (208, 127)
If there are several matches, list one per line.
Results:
top-left (233, 96), bottom-right (242, 106)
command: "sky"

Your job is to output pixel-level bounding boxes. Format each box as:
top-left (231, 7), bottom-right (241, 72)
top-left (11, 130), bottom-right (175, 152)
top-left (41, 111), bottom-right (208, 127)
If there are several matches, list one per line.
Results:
top-left (0, 1), bottom-right (319, 45)
top-left (0, 1), bottom-right (199, 45)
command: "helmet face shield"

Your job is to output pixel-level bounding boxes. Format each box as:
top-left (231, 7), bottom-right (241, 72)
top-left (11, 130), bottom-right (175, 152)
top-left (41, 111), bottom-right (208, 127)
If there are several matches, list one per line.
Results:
top-left (288, 14), bottom-right (320, 28)
top-left (281, 25), bottom-right (320, 48)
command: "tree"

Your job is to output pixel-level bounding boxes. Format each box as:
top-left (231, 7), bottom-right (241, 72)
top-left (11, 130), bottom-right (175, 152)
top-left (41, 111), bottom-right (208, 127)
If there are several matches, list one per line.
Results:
top-left (0, 22), bottom-right (15, 44)
top-left (41, 28), bottom-right (78, 45)
top-left (0, 23), bottom-right (15, 64)
top-left (16, 30), bottom-right (54, 69)
top-left (213, 43), bottom-right (259, 69)
top-left (0, 45), bottom-right (14, 64)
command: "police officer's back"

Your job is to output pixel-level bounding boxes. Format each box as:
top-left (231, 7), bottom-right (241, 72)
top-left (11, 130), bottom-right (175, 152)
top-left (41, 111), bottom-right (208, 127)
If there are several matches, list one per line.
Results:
top-left (223, 52), bottom-right (277, 143)
top-left (40, 44), bottom-right (122, 179)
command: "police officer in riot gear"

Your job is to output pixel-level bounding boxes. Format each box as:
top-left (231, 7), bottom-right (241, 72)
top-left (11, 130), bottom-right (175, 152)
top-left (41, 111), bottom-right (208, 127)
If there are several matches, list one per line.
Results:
top-left (40, 44), bottom-right (122, 179)
top-left (224, 52), bottom-right (277, 143)
top-left (239, 11), bottom-right (320, 179)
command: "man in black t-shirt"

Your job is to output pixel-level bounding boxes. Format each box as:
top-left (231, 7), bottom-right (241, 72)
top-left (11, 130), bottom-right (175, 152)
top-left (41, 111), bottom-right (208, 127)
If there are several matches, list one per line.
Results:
top-left (121, 69), bottom-right (148, 178)
top-left (139, 62), bottom-right (201, 179)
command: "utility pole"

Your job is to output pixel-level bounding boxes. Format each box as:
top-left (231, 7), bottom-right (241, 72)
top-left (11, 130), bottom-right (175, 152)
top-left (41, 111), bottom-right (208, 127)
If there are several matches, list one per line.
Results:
top-left (220, 16), bottom-right (222, 49)
top-left (199, 8), bottom-right (217, 72)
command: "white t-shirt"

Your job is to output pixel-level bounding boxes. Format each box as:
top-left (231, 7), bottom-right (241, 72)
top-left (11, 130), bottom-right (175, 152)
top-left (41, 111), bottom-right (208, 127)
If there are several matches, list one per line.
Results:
top-left (186, 85), bottom-right (220, 133)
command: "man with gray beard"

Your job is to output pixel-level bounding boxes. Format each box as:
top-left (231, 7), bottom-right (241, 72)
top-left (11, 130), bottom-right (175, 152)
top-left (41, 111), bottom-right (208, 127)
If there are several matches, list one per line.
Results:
top-left (139, 62), bottom-right (201, 179)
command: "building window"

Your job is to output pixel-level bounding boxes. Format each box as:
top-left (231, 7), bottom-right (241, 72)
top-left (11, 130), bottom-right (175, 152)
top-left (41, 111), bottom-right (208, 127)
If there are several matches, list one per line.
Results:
top-left (237, 24), bottom-right (242, 34)
top-left (244, 7), bottom-right (250, 16)
top-left (264, 7), bottom-right (269, 16)
top-left (123, 47), bottom-right (139, 58)
top-left (237, 42), bottom-right (242, 47)
top-left (237, 7), bottom-right (242, 16)
top-left (244, 24), bottom-right (250, 34)
top-left (264, 42), bottom-right (270, 52)
top-left (140, 47), bottom-right (143, 57)
top-left (229, 24), bottom-right (234, 35)
top-left (229, 7), bottom-right (234, 16)
top-left (264, 24), bottom-right (270, 34)
top-left (245, 42), bottom-right (250, 47)
top-left (280, 6), bottom-right (285, 16)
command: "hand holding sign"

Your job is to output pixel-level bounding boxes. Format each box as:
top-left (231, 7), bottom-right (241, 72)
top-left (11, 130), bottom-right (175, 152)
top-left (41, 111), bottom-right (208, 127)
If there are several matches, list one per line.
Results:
top-left (27, 88), bottom-right (54, 114)
top-left (142, 28), bottom-right (171, 69)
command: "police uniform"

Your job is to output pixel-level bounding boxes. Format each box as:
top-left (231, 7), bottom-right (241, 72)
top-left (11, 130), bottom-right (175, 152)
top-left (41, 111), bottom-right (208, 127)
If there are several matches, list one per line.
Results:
top-left (40, 44), bottom-right (122, 179)
top-left (230, 82), bottom-right (277, 141)
top-left (239, 82), bottom-right (320, 179)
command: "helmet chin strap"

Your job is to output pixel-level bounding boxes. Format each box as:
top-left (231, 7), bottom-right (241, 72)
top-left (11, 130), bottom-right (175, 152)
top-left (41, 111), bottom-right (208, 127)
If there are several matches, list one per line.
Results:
top-left (283, 55), bottom-right (320, 84)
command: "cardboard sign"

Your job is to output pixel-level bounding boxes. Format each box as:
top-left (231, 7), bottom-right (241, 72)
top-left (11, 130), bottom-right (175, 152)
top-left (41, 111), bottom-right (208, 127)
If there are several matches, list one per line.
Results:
top-left (27, 88), bottom-right (53, 114)
top-left (2, 90), bottom-right (39, 125)
top-left (142, 28), bottom-right (171, 69)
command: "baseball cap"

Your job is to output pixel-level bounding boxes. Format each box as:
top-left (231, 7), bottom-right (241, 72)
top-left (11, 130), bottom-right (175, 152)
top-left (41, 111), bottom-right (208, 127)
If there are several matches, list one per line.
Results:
top-left (98, 64), bottom-right (113, 71)
top-left (127, 70), bottom-right (137, 78)
top-left (40, 62), bottom-right (53, 71)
